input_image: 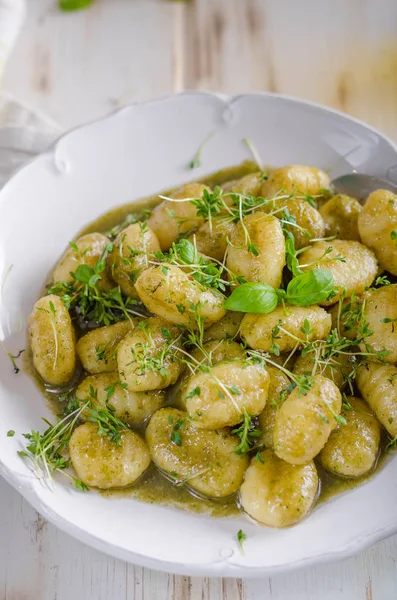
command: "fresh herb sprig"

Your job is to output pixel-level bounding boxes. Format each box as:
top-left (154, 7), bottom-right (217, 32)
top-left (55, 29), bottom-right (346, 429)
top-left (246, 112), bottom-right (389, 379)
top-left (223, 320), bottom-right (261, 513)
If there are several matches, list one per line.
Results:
top-left (1, 347), bottom-right (25, 374)
top-left (104, 210), bottom-right (151, 239)
top-left (18, 404), bottom-right (88, 490)
top-left (231, 411), bottom-right (262, 455)
top-left (246, 349), bottom-right (314, 397)
top-left (153, 238), bottom-right (244, 291)
top-left (86, 405), bottom-right (126, 446)
top-left (18, 387), bottom-right (128, 488)
top-left (49, 243), bottom-right (144, 325)
top-left (237, 529), bottom-right (247, 554)
top-left (128, 320), bottom-right (182, 383)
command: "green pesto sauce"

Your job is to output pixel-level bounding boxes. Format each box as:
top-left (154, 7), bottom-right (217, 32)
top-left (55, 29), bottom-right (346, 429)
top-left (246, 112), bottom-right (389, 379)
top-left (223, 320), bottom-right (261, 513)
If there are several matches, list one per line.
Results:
top-left (24, 160), bottom-right (388, 520)
top-left (317, 436), bottom-right (390, 505)
top-left (101, 466), bottom-right (240, 517)
top-left (79, 161), bottom-right (259, 238)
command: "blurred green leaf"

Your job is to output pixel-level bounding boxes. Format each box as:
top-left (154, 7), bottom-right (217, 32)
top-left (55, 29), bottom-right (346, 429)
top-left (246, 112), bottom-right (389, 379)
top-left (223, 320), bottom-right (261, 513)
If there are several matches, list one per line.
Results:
top-left (59, 0), bottom-right (93, 11)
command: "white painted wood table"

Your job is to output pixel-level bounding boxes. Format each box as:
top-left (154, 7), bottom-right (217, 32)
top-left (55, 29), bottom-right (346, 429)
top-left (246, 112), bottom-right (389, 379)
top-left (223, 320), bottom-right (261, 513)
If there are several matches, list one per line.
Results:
top-left (2, 1), bottom-right (397, 598)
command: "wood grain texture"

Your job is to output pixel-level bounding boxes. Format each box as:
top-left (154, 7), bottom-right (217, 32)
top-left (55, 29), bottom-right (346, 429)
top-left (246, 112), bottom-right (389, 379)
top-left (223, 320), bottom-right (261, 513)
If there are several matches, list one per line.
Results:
top-left (2, 476), bottom-right (397, 600)
top-left (183, 0), bottom-right (397, 140)
top-left (3, 0), bottom-right (397, 598)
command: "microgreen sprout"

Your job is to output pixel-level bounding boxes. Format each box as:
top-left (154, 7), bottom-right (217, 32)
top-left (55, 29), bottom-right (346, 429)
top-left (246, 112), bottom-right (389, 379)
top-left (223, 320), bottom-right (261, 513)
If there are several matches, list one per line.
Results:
top-left (237, 529), bottom-right (247, 554)
top-left (189, 132), bottom-right (214, 169)
top-left (49, 243), bottom-right (146, 325)
top-left (232, 411), bottom-right (262, 455)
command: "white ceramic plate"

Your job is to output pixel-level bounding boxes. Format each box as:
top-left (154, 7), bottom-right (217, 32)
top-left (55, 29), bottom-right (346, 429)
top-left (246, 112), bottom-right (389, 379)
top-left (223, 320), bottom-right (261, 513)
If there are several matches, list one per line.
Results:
top-left (1, 92), bottom-right (397, 577)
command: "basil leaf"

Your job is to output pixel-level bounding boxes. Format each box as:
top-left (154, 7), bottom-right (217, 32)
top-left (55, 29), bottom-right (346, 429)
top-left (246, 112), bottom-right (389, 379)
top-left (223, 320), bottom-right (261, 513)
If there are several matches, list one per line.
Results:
top-left (59, 0), bottom-right (93, 10)
top-left (175, 239), bottom-right (198, 265)
top-left (284, 230), bottom-right (302, 276)
top-left (224, 283), bottom-right (278, 313)
top-left (285, 269), bottom-right (334, 306)
top-left (74, 264), bottom-right (95, 285)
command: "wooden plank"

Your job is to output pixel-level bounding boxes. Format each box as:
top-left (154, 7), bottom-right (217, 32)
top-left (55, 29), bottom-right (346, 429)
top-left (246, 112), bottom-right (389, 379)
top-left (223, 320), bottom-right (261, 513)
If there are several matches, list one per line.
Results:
top-left (183, 0), bottom-right (397, 140)
top-left (2, 471), bottom-right (397, 600)
top-left (3, 0), bottom-right (178, 128)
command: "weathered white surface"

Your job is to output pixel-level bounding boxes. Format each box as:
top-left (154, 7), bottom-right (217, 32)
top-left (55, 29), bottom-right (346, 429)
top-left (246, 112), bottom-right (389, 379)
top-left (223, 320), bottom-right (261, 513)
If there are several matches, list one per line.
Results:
top-left (2, 0), bottom-right (397, 598)
top-left (2, 473), bottom-right (397, 599)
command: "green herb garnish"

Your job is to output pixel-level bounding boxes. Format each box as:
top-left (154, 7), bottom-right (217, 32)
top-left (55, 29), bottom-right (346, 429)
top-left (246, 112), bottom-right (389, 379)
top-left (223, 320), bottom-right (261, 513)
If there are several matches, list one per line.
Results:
top-left (237, 529), bottom-right (247, 554)
top-left (231, 411), bottom-right (262, 455)
top-left (224, 269), bottom-right (335, 313)
top-left (59, 0), bottom-right (93, 10)
top-left (18, 405), bottom-right (88, 490)
top-left (49, 244), bottom-right (144, 326)
top-left (4, 348), bottom-right (25, 374)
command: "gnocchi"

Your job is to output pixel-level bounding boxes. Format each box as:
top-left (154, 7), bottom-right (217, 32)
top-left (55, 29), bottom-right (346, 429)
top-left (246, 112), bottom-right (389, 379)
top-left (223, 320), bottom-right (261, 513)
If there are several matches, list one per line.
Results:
top-left (298, 240), bottom-right (377, 304)
top-left (53, 232), bottom-right (114, 291)
top-left (188, 219), bottom-right (235, 262)
top-left (359, 284), bottom-right (397, 364)
top-left (76, 319), bottom-right (138, 374)
top-left (184, 360), bottom-right (269, 429)
top-left (76, 372), bottom-right (165, 425)
top-left (262, 196), bottom-right (325, 249)
top-left (319, 396), bottom-right (380, 478)
top-left (117, 317), bottom-right (184, 392)
top-left (28, 294), bottom-right (76, 386)
top-left (356, 362), bottom-right (397, 437)
top-left (148, 183), bottom-right (210, 250)
top-left (146, 408), bottom-right (248, 498)
top-left (69, 422), bottom-right (150, 489)
top-left (202, 310), bottom-right (243, 343)
top-left (261, 165), bottom-right (330, 199)
top-left (240, 305), bottom-right (331, 353)
top-left (25, 163), bottom-right (395, 528)
top-left (319, 194), bottom-right (362, 241)
top-left (106, 223), bottom-right (160, 297)
top-left (273, 375), bottom-right (342, 464)
top-left (293, 351), bottom-right (354, 390)
top-left (257, 366), bottom-right (290, 449)
top-left (135, 265), bottom-right (226, 329)
top-left (358, 190), bottom-right (397, 275)
top-left (223, 172), bottom-right (263, 197)
top-left (226, 212), bottom-right (286, 288)
top-left (240, 449), bottom-right (319, 527)
top-left (174, 339), bottom-right (245, 409)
